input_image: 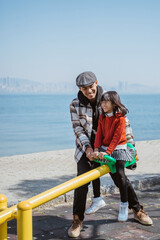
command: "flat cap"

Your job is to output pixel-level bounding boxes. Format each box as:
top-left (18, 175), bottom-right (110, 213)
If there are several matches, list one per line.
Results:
top-left (76, 71), bottom-right (97, 87)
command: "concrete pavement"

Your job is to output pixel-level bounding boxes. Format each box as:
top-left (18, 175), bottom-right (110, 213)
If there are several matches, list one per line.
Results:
top-left (7, 185), bottom-right (160, 240)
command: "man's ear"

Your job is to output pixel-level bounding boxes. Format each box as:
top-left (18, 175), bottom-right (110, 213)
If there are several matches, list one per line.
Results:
top-left (95, 80), bottom-right (98, 85)
top-left (79, 87), bottom-right (82, 91)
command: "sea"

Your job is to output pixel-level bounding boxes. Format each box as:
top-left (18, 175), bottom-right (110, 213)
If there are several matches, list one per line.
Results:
top-left (0, 94), bottom-right (160, 157)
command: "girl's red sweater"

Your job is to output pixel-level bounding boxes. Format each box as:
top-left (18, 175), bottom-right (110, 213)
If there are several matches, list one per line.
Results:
top-left (94, 112), bottom-right (127, 154)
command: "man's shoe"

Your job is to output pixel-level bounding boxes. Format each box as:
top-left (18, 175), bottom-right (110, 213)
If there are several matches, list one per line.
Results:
top-left (68, 215), bottom-right (82, 238)
top-left (118, 201), bottom-right (128, 222)
top-left (85, 196), bottom-right (106, 215)
top-left (133, 205), bottom-right (153, 225)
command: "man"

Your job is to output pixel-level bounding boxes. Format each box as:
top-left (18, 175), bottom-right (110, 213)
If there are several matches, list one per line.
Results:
top-left (68, 71), bottom-right (152, 238)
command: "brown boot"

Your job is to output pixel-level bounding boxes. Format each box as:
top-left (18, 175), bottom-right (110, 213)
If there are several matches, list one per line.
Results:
top-left (133, 205), bottom-right (153, 225)
top-left (68, 214), bottom-right (82, 238)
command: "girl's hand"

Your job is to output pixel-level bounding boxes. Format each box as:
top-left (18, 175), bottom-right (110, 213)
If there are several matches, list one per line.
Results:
top-left (91, 151), bottom-right (99, 159)
top-left (98, 152), bottom-right (108, 159)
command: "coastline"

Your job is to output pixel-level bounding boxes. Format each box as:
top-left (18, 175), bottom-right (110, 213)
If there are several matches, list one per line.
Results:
top-left (1, 139), bottom-right (160, 207)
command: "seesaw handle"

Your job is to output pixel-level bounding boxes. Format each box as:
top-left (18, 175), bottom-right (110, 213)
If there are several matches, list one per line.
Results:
top-left (103, 155), bottom-right (116, 164)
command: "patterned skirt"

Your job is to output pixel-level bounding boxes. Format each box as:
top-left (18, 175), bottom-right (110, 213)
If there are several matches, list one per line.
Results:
top-left (100, 145), bottom-right (135, 162)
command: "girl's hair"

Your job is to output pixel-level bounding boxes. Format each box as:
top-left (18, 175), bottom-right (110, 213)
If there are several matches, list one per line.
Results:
top-left (101, 91), bottom-right (129, 117)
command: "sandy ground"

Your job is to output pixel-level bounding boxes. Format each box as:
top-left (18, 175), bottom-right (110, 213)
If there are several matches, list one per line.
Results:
top-left (1, 140), bottom-right (160, 206)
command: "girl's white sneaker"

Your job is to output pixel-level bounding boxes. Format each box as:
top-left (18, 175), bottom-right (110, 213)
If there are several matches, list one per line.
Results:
top-left (118, 201), bottom-right (128, 222)
top-left (85, 196), bottom-right (106, 215)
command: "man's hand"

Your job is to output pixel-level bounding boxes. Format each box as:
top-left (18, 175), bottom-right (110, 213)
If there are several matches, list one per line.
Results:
top-left (85, 147), bottom-right (94, 161)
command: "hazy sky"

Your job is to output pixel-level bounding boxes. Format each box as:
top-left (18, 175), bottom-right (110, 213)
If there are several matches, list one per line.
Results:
top-left (0, 0), bottom-right (160, 89)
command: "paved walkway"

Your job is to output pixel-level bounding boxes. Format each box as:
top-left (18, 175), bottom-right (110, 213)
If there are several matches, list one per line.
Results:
top-left (7, 185), bottom-right (160, 239)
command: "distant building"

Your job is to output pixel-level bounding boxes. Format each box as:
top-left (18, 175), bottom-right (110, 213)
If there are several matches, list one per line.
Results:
top-left (118, 81), bottom-right (128, 93)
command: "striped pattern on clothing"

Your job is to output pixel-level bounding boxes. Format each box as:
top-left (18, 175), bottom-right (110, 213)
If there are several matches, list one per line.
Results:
top-left (70, 98), bottom-right (94, 162)
top-left (111, 147), bottom-right (135, 162)
top-left (70, 94), bottom-right (135, 163)
top-left (100, 145), bottom-right (136, 162)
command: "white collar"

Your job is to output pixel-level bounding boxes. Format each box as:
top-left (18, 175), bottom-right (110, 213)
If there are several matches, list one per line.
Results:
top-left (105, 112), bottom-right (114, 117)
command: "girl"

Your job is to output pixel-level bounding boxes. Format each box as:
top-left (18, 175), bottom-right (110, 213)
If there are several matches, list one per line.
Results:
top-left (92, 91), bottom-right (135, 222)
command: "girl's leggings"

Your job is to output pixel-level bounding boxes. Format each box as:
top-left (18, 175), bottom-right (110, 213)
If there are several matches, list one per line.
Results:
top-left (112, 160), bottom-right (128, 202)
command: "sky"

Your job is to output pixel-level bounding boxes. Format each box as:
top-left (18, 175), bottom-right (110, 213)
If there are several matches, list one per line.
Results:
top-left (0, 0), bottom-right (160, 91)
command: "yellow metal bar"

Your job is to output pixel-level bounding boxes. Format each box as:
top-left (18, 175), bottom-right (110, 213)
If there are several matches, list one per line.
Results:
top-left (0, 165), bottom-right (110, 225)
top-left (28, 164), bottom-right (110, 209)
top-left (17, 201), bottom-right (32, 240)
top-left (0, 194), bottom-right (7, 240)
top-left (0, 205), bottom-right (17, 225)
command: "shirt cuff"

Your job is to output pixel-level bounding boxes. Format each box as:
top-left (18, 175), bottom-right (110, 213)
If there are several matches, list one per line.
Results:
top-left (83, 143), bottom-right (91, 151)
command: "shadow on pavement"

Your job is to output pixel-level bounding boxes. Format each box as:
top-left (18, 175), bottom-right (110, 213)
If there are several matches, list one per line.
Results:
top-left (7, 187), bottom-right (160, 240)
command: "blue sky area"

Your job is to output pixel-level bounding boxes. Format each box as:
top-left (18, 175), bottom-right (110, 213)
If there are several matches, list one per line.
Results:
top-left (0, 0), bottom-right (160, 91)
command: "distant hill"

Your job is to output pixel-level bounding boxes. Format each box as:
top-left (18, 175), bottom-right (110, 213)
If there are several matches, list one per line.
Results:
top-left (0, 77), bottom-right (77, 94)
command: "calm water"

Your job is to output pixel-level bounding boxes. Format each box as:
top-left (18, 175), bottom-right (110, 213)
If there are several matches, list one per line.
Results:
top-left (0, 94), bottom-right (160, 157)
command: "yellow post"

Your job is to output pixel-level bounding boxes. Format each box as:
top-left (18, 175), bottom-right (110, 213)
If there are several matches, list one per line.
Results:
top-left (17, 201), bottom-right (32, 240)
top-left (0, 194), bottom-right (7, 240)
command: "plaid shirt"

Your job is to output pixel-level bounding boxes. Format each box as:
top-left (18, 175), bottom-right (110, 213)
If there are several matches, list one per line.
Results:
top-left (70, 89), bottom-right (135, 163)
